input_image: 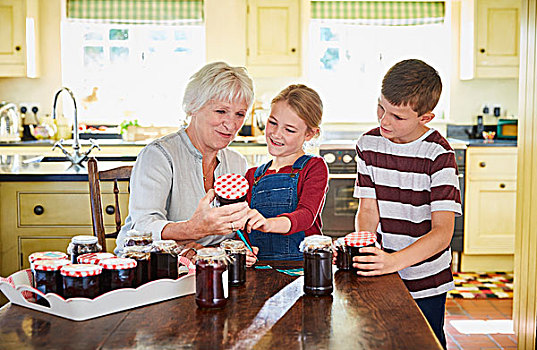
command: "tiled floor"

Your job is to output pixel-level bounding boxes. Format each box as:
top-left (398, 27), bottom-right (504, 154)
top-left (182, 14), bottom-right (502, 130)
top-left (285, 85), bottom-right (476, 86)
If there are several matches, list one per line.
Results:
top-left (446, 298), bottom-right (516, 349)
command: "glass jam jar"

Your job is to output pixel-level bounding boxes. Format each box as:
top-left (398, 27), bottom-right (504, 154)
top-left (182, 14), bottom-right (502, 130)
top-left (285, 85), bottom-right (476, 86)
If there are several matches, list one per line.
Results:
top-left (195, 247), bottom-right (229, 308)
top-left (302, 235), bottom-right (333, 296)
top-left (123, 229), bottom-right (153, 248)
top-left (214, 173), bottom-right (249, 206)
top-left (77, 252), bottom-right (116, 265)
top-left (150, 240), bottom-right (179, 280)
top-left (98, 258), bottom-right (137, 293)
top-left (29, 251), bottom-right (69, 266)
top-left (122, 246), bottom-right (151, 287)
top-left (61, 264), bottom-right (102, 299)
top-left (343, 231), bottom-right (377, 273)
top-left (67, 235), bottom-right (102, 264)
top-left (334, 237), bottom-right (352, 271)
top-left (220, 239), bottom-right (247, 286)
top-left (31, 259), bottom-right (71, 305)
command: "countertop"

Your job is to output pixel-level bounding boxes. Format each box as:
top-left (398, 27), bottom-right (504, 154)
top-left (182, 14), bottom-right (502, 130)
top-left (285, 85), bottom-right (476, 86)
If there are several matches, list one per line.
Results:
top-left (0, 262), bottom-right (441, 349)
top-left (447, 137), bottom-right (517, 148)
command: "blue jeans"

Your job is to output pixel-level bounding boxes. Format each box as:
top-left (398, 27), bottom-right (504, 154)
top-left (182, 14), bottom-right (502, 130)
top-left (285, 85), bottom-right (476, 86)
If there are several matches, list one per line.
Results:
top-left (415, 292), bottom-right (447, 349)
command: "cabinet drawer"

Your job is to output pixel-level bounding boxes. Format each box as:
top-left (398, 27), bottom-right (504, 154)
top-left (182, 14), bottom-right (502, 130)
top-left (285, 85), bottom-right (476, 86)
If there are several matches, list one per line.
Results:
top-left (18, 192), bottom-right (129, 226)
top-left (467, 147), bottom-right (517, 180)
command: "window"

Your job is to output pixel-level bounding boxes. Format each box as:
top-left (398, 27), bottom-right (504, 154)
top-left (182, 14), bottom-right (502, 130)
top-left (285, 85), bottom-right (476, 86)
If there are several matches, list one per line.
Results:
top-left (61, 1), bottom-right (205, 126)
top-left (308, 1), bottom-right (451, 123)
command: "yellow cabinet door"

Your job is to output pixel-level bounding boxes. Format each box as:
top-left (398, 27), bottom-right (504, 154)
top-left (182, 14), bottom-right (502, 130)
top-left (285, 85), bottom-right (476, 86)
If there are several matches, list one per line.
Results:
top-left (0, 0), bottom-right (25, 68)
top-left (464, 179), bottom-right (516, 254)
top-left (18, 236), bottom-right (73, 271)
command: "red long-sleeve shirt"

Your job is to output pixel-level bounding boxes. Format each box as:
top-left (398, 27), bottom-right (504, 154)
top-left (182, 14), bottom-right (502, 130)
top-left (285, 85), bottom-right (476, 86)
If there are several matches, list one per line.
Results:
top-left (245, 156), bottom-right (329, 236)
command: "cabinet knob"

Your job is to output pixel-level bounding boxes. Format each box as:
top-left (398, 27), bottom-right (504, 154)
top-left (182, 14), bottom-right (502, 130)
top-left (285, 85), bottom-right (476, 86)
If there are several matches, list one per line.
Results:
top-left (105, 205), bottom-right (115, 215)
top-left (33, 205), bottom-right (44, 215)
top-left (291, 48), bottom-right (296, 53)
top-left (479, 161), bottom-right (486, 168)
top-left (15, 46), bottom-right (21, 51)
top-left (499, 183), bottom-right (506, 189)
top-left (479, 48), bottom-right (485, 53)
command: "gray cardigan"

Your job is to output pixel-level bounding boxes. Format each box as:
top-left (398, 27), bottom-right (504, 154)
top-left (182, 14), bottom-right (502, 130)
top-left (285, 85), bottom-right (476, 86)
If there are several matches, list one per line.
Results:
top-left (115, 128), bottom-right (247, 253)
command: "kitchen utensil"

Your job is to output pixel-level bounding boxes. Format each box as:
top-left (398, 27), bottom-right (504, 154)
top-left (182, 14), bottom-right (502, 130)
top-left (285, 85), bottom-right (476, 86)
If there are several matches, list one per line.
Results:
top-left (0, 102), bottom-right (21, 142)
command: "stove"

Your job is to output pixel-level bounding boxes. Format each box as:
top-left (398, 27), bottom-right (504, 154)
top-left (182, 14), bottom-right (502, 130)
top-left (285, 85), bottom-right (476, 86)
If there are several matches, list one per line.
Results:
top-left (319, 140), bottom-right (357, 175)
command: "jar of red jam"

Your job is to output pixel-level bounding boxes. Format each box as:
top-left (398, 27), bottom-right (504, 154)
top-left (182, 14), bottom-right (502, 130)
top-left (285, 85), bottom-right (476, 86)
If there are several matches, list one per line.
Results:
top-left (343, 231), bottom-right (377, 273)
top-left (61, 264), bottom-right (102, 299)
top-left (122, 246), bottom-right (151, 287)
top-left (123, 229), bottom-right (153, 248)
top-left (195, 247), bottom-right (229, 308)
top-left (77, 252), bottom-right (116, 265)
top-left (334, 237), bottom-right (352, 271)
top-left (220, 239), bottom-right (246, 286)
top-left (28, 251), bottom-right (69, 265)
top-left (214, 173), bottom-right (249, 206)
top-left (31, 259), bottom-right (71, 305)
top-left (98, 257), bottom-right (137, 293)
top-left (302, 235), bottom-right (333, 296)
top-left (67, 235), bottom-right (102, 264)
top-left (150, 240), bottom-right (180, 280)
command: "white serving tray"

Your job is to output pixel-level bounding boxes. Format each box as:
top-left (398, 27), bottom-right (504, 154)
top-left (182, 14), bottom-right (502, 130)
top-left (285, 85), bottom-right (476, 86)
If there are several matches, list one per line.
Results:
top-left (0, 269), bottom-right (195, 321)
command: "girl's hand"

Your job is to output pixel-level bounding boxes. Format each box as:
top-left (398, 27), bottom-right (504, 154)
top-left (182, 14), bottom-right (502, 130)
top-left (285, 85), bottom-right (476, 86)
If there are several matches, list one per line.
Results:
top-left (246, 246), bottom-right (259, 267)
top-left (352, 247), bottom-right (400, 276)
top-left (245, 209), bottom-right (272, 233)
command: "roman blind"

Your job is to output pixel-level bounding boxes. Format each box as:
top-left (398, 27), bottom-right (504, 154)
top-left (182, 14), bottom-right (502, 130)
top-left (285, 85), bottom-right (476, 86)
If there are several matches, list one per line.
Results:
top-left (66, 0), bottom-right (203, 24)
top-left (311, 1), bottom-right (445, 25)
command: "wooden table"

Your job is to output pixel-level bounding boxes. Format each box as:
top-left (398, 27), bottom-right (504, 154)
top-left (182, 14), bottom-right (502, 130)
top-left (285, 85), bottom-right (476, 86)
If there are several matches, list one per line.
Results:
top-left (0, 262), bottom-right (441, 349)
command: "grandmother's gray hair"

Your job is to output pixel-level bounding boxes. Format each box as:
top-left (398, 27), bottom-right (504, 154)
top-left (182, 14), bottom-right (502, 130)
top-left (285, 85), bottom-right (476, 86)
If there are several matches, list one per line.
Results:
top-left (183, 62), bottom-right (255, 117)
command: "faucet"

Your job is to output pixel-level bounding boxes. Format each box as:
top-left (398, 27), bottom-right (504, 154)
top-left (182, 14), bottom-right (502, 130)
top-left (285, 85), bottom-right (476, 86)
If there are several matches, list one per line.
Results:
top-left (51, 87), bottom-right (100, 165)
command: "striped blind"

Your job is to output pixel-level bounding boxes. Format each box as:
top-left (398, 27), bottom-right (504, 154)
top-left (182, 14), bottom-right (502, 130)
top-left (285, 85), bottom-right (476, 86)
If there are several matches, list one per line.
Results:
top-left (67, 0), bottom-right (203, 24)
top-left (311, 1), bottom-right (445, 25)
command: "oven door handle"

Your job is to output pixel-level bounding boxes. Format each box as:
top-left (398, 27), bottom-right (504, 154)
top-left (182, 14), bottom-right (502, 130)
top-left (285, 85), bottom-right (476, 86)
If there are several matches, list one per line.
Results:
top-left (328, 174), bottom-right (357, 179)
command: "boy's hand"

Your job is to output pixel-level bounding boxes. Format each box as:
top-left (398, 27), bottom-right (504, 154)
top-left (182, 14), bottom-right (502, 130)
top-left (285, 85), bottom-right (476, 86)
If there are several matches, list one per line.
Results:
top-left (332, 247), bottom-right (338, 265)
top-left (246, 246), bottom-right (259, 267)
top-left (352, 246), bottom-right (400, 276)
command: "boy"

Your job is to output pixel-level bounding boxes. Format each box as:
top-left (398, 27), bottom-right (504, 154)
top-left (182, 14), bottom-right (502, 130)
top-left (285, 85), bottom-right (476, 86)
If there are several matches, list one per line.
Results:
top-left (353, 59), bottom-right (461, 349)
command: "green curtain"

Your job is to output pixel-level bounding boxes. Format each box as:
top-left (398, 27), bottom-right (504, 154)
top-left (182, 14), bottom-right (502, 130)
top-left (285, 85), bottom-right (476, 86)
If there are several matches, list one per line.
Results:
top-left (311, 1), bottom-right (445, 25)
top-left (67, 0), bottom-right (203, 24)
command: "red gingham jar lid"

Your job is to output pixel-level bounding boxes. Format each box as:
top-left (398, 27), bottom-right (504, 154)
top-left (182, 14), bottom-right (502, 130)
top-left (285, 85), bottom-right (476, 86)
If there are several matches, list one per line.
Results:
top-left (98, 257), bottom-right (137, 270)
top-left (61, 264), bottom-right (102, 277)
top-left (214, 173), bottom-right (249, 200)
top-left (32, 259), bottom-right (71, 271)
top-left (77, 252), bottom-right (116, 264)
top-left (344, 231), bottom-right (377, 247)
top-left (29, 251), bottom-right (69, 264)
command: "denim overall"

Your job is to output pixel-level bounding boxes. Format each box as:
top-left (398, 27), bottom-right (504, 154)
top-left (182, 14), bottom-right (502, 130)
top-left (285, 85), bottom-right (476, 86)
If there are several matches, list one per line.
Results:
top-left (249, 154), bottom-right (313, 261)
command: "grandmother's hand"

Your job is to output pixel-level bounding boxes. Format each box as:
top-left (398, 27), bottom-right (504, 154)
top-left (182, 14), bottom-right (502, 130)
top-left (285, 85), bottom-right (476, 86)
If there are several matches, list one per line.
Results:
top-left (189, 189), bottom-right (249, 237)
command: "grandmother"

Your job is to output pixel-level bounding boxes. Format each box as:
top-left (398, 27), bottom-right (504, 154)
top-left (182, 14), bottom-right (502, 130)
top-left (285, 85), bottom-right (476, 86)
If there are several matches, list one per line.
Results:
top-left (115, 62), bottom-right (254, 254)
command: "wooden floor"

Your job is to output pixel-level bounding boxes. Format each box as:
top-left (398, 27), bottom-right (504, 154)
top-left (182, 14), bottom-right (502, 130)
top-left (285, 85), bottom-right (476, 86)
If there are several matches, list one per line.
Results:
top-left (446, 298), bottom-right (516, 349)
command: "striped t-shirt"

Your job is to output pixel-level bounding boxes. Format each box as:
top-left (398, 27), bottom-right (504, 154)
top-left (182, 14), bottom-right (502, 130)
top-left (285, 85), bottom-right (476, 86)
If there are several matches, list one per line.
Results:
top-left (354, 127), bottom-right (462, 299)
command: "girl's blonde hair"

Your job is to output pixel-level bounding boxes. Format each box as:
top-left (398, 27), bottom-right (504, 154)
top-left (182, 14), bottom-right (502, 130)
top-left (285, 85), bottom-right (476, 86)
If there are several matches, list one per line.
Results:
top-left (271, 84), bottom-right (323, 135)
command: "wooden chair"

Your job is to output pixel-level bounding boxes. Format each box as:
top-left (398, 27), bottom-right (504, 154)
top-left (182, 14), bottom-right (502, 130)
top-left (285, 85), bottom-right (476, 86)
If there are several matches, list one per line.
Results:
top-left (88, 157), bottom-right (133, 251)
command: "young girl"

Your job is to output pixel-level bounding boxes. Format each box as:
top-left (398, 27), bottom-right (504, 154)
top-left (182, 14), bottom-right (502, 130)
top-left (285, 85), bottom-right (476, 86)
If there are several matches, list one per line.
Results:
top-left (244, 84), bottom-right (329, 261)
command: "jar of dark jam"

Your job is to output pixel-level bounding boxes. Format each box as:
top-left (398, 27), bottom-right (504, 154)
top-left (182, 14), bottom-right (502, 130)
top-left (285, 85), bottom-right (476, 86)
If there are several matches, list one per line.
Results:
top-left (150, 240), bottom-right (180, 280)
top-left (214, 173), bottom-right (249, 206)
top-left (31, 259), bottom-right (71, 305)
top-left (195, 247), bottom-right (229, 308)
top-left (334, 237), bottom-right (352, 271)
top-left (61, 264), bottom-right (102, 299)
top-left (302, 235), bottom-right (333, 296)
top-left (98, 258), bottom-right (137, 293)
top-left (122, 246), bottom-right (151, 287)
top-left (77, 252), bottom-right (116, 265)
top-left (28, 251), bottom-right (69, 265)
top-left (123, 229), bottom-right (153, 248)
top-left (67, 235), bottom-right (102, 264)
top-left (220, 239), bottom-right (246, 286)
top-left (343, 231), bottom-right (377, 273)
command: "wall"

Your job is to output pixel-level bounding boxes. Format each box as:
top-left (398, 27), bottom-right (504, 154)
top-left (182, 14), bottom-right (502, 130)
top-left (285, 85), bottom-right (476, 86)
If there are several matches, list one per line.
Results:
top-left (0, 0), bottom-right (520, 126)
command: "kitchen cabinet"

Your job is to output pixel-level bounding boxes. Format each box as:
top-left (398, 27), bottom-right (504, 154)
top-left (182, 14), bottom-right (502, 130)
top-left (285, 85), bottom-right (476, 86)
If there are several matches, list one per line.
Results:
top-left (0, 0), bottom-right (39, 77)
top-left (246, 0), bottom-right (301, 77)
top-left (0, 181), bottom-right (128, 277)
top-left (460, 0), bottom-right (521, 79)
top-left (462, 147), bottom-right (517, 271)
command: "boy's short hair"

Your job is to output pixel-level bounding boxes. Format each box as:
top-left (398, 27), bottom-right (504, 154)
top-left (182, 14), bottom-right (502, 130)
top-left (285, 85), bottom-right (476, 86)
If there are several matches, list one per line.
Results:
top-left (381, 59), bottom-right (442, 116)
